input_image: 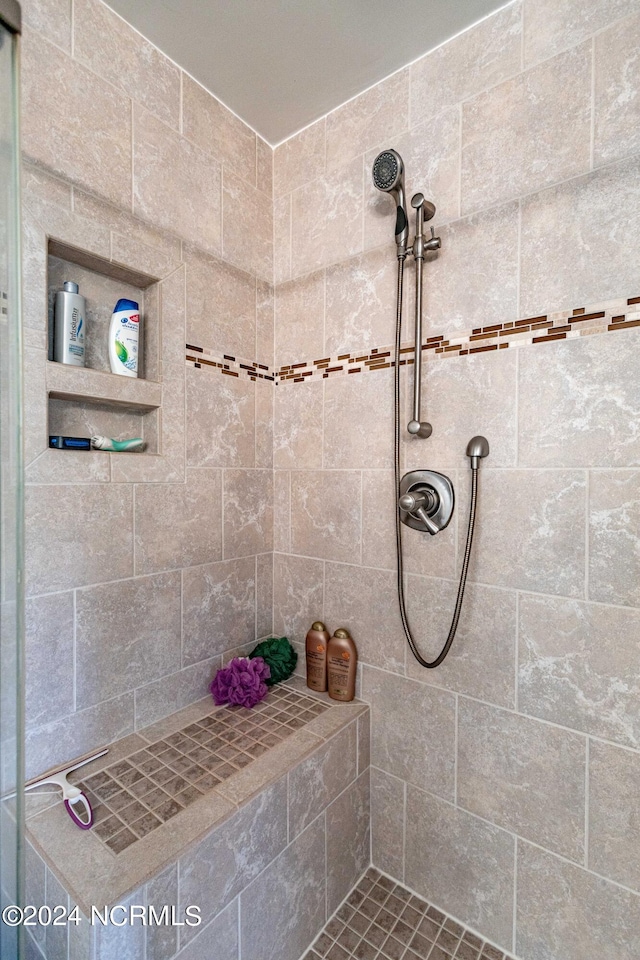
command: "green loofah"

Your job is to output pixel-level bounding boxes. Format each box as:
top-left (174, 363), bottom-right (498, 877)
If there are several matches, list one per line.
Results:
top-left (249, 636), bottom-right (297, 686)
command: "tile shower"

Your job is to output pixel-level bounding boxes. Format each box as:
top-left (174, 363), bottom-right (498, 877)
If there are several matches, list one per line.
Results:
top-left (17, 1), bottom-right (640, 960)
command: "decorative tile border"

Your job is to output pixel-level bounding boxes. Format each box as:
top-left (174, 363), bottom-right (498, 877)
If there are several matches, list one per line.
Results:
top-left (185, 294), bottom-right (640, 386)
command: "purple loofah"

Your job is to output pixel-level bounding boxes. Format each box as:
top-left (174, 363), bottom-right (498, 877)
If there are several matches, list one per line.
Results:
top-left (210, 656), bottom-right (271, 708)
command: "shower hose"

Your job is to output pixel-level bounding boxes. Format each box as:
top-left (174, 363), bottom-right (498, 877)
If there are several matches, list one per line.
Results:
top-left (393, 257), bottom-right (480, 668)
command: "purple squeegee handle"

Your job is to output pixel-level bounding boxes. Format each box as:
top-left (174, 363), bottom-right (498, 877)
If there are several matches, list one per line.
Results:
top-left (64, 793), bottom-right (94, 830)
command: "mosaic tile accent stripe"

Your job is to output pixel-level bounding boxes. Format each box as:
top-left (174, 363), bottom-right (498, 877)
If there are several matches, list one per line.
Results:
top-left (185, 294), bottom-right (640, 386)
top-left (71, 686), bottom-right (327, 855)
top-left (306, 868), bottom-right (516, 960)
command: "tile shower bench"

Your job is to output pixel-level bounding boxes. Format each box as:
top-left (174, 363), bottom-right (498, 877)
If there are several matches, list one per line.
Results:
top-left (24, 677), bottom-right (371, 960)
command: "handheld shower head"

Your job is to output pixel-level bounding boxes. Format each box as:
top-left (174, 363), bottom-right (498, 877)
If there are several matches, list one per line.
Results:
top-left (372, 149), bottom-right (408, 251)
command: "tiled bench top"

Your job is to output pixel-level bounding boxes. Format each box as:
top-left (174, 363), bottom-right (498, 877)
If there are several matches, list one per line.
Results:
top-left (25, 677), bottom-right (368, 913)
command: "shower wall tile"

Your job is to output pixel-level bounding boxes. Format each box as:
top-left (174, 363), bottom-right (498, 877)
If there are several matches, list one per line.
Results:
top-left (589, 740), bottom-right (640, 891)
top-left (25, 592), bottom-right (74, 730)
top-left (22, 348), bottom-right (48, 468)
top-left (273, 194), bottom-right (292, 284)
top-left (22, 0), bottom-right (71, 52)
top-left (323, 369), bottom-right (393, 469)
top-left (273, 381), bottom-right (323, 470)
top-left (74, 0), bottom-right (181, 130)
top-left (222, 171), bottom-right (273, 281)
top-left (371, 768), bottom-right (405, 882)
top-left (223, 468), bottom-right (274, 559)
top-left (274, 471), bottom-right (291, 553)
top-left (175, 901), bottom-right (238, 960)
top-left (288, 722), bottom-right (357, 837)
top-left (325, 68), bottom-right (409, 172)
top-left (274, 269), bottom-right (325, 367)
top-left (185, 246), bottom-right (256, 358)
top-left (256, 137), bottom-right (273, 197)
top-left (458, 699), bottom-right (586, 861)
top-left (405, 580), bottom-right (517, 710)
top-left (256, 552), bottom-right (274, 638)
top-left (134, 656), bottom-right (219, 729)
top-left (326, 770), bottom-right (370, 914)
top-left (75, 571), bottom-right (181, 709)
top-left (589, 469), bottom-right (640, 607)
top-left (324, 563), bottom-right (405, 675)
top-left (405, 786), bottom-right (515, 949)
top-left (362, 666), bottom-right (456, 800)
top-left (182, 74), bottom-right (256, 186)
top-left (25, 484), bottom-right (133, 596)
top-left (134, 470), bottom-right (223, 575)
top-left (290, 470), bottom-right (361, 563)
top-left (182, 557), bottom-right (256, 666)
top-left (291, 154), bottom-right (363, 277)
top-left (159, 264), bottom-right (187, 365)
top-left (461, 43), bottom-right (592, 215)
top-left (272, 553), bottom-right (324, 644)
top-left (145, 865), bottom-right (178, 960)
top-left (325, 247), bottom-right (396, 357)
top-left (21, 29), bottom-right (132, 208)
top-left (516, 841), bottom-right (640, 960)
top-left (239, 815), bottom-right (326, 960)
top-left (594, 12), bottom-right (640, 166)
top-left (519, 156), bottom-right (640, 317)
top-left (133, 106), bottom-right (222, 255)
top-left (186, 366), bottom-right (255, 468)
top-left (462, 469), bottom-right (586, 597)
top-left (518, 593), bottom-right (640, 748)
top-left (523, 0), bottom-right (638, 67)
top-left (410, 1), bottom-right (522, 126)
top-left (274, 119), bottom-right (326, 199)
top-left (518, 330), bottom-right (640, 467)
top-left (255, 382), bottom-right (274, 469)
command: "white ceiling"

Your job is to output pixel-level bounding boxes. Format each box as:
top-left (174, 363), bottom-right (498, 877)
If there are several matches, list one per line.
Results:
top-left (106, 0), bottom-right (510, 145)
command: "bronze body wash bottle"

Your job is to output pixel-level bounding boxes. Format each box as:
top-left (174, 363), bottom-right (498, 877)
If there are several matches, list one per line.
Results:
top-left (327, 628), bottom-right (357, 701)
top-left (305, 621), bottom-right (330, 692)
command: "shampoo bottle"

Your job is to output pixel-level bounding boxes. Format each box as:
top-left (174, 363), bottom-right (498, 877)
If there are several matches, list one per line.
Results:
top-left (109, 298), bottom-right (140, 378)
top-left (305, 621), bottom-right (330, 693)
top-left (327, 627), bottom-right (357, 702)
top-left (53, 281), bottom-right (85, 366)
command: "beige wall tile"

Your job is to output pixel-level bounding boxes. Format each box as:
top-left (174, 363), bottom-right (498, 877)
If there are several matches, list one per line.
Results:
top-left (405, 786), bottom-right (515, 949)
top-left (255, 380), bottom-right (274, 468)
top-left (23, 348), bottom-right (48, 468)
top-left (589, 740), bottom-right (640, 891)
top-left (326, 770), bottom-right (370, 914)
top-left (325, 247), bottom-right (396, 356)
top-left (256, 136), bottom-right (273, 197)
top-left (239, 816), bottom-right (326, 960)
top-left (291, 155), bottom-right (363, 277)
top-left (517, 841), bottom-right (640, 960)
top-left (461, 44), bottom-right (591, 215)
top-left (362, 666), bottom-right (456, 799)
top-left (134, 470), bottom-right (222, 575)
top-left (159, 264), bottom-right (186, 366)
top-left (326, 69), bottom-right (409, 171)
top-left (274, 119), bottom-right (325, 198)
top-left (324, 562), bottom-right (405, 674)
top-left (185, 246), bottom-right (256, 357)
top-left (520, 156), bottom-right (640, 317)
top-left (273, 194), bottom-right (292, 284)
top-left (458, 699), bottom-right (586, 860)
top-left (134, 657), bottom-right (219, 729)
top-left (275, 269), bottom-right (325, 367)
top-left (410, 2), bottom-right (522, 126)
top-left (25, 484), bottom-right (133, 595)
top-left (222, 172), bottom-right (273, 281)
top-left (589, 470), bottom-right (640, 607)
top-left (290, 470), bottom-right (361, 563)
top-left (273, 381), bottom-right (323, 470)
top-left (288, 723), bottom-right (357, 837)
top-left (405, 580), bottom-right (517, 709)
top-left (21, 29), bottom-right (132, 208)
top-left (594, 12), bottom-right (640, 167)
top-left (74, 0), bottom-right (180, 130)
top-left (256, 280), bottom-right (274, 368)
top-left (462, 468), bottom-right (586, 597)
top-left (518, 593), bottom-right (640, 748)
top-left (182, 556), bottom-right (256, 665)
top-left (25, 592), bottom-right (74, 730)
top-left (21, 213), bottom-right (48, 335)
top-left (22, 0), bottom-right (71, 51)
top-left (75, 571), bottom-right (181, 709)
top-left (182, 74), bottom-right (256, 185)
top-left (274, 471), bottom-right (291, 553)
top-left (256, 552), bottom-right (273, 638)
top-left (223, 468), bottom-right (273, 559)
top-left (186, 367), bottom-right (255, 468)
top-left (25, 449), bottom-right (110, 485)
top-left (371, 767), bottom-right (405, 881)
top-left (273, 553), bottom-right (324, 644)
top-left (174, 900), bottom-right (238, 960)
top-left (323, 370), bottom-right (393, 469)
top-left (523, 0), bottom-right (637, 67)
top-left (519, 332), bottom-right (640, 468)
top-left (133, 106), bottom-right (221, 255)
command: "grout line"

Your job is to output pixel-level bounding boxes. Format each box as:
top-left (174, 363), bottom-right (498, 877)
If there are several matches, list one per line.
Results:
top-left (514, 591), bottom-right (520, 712)
top-left (401, 779), bottom-right (407, 884)
top-left (453, 694), bottom-right (459, 806)
top-left (590, 37), bottom-right (596, 171)
top-left (513, 837), bottom-right (518, 955)
top-left (179, 70), bottom-right (183, 136)
top-left (584, 737), bottom-right (590, 869)
top-left (457, 102), bottom-right (463, 220)
top-left (237, 895), bottom-right (242, 960)
top-left (72, 589), bottom-right (77, 713)
top-left (585, 469), bottom-right (590, 601)
top-left (324, 809), bottom-right (329, 922)
top-left (130, 99), bottom-right (135, 216)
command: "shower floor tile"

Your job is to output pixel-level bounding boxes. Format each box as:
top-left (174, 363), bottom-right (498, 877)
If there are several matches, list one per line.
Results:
top-left (305, 869), bottom-right (516, 960)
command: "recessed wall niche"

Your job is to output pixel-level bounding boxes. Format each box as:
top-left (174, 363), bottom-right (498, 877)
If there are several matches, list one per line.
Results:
top-left (46, 240), bottom-right (162, 455)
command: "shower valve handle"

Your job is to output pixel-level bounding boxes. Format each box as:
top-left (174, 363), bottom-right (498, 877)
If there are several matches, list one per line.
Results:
top-left (399, 489), bottom-right (440, 536)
